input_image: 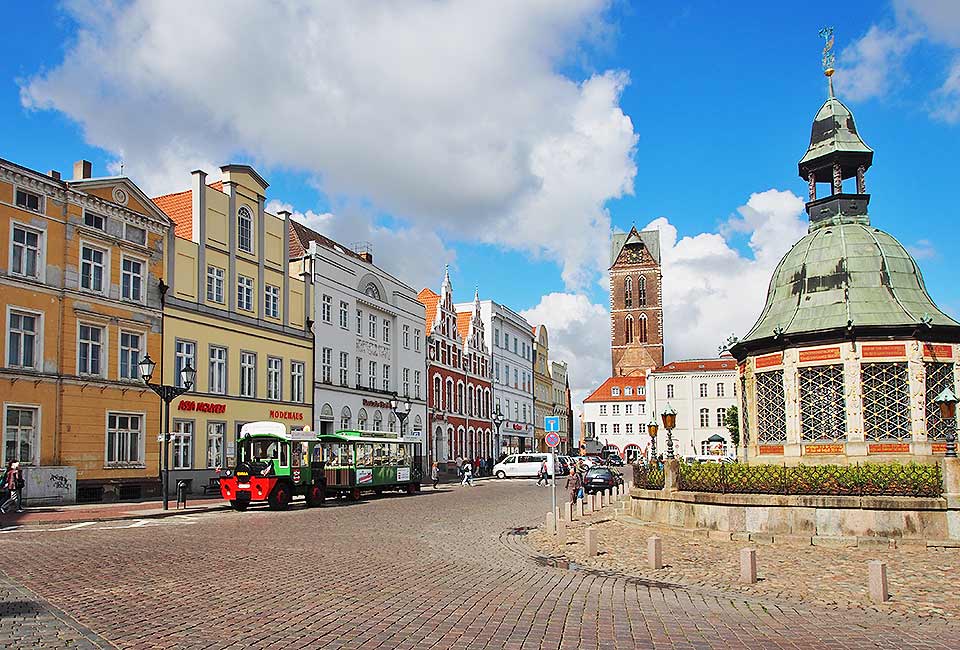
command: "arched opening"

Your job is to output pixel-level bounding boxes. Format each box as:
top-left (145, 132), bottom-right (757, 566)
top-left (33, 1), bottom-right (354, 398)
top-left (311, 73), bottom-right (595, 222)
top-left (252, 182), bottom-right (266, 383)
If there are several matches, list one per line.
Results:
top-left (624, 276), bottom-right (633, 308)
top-left (340, 406), bottom-right (352, 431)
top-left (638, 275), bottom-right (647, 306)
top-left (639, 314), bottom-right (648, 343)
top-left (625, 315), bottom-right (634, 344)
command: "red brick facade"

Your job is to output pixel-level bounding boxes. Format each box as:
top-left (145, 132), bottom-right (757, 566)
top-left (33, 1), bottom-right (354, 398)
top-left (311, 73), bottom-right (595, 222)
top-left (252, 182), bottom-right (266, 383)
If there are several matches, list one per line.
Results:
top-left (610, 227), bottom-right (664, 376)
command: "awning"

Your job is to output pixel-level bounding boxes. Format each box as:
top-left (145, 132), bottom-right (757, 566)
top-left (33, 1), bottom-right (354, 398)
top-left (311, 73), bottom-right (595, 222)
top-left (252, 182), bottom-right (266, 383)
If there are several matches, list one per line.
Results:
top-left (706, 434), bottom-right (726, 443)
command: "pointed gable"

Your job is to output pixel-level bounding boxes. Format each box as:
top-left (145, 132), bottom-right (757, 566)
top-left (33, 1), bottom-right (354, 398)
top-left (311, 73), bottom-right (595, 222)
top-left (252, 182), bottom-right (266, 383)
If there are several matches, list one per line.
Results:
top-left (610, 226), bottom-right (661, 268)
top-left (417, 288), bottom-right (441, 335)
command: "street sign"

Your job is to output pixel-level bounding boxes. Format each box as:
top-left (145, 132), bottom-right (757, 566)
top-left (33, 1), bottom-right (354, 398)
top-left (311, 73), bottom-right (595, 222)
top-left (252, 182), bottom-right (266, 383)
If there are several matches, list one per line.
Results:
top-left (544, 416), bottom-right (560, 432)
top-left (545, 432), bottom-right (561, 448)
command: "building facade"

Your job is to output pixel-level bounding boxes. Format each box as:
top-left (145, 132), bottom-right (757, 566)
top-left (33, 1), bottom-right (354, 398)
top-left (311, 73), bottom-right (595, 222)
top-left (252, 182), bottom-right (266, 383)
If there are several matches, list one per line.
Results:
top-left (2, 157), bottom-right (171, 503)
top-left (464, 299), bottom-right (534, 456)
top-left (533, 325), bottom-right (552, 451)
top-left (582, 376), bottom-right (649, 462)
top-left (289, 220), bottom-right (426, 462)
top-left (646, 358), bottom-right (738, 459)
top-left (550, 360), bottom-right (572, 454)
top-left (609, 227), bottom-right (663, 377)
top-left (152, 165), bottom-right (313, 495)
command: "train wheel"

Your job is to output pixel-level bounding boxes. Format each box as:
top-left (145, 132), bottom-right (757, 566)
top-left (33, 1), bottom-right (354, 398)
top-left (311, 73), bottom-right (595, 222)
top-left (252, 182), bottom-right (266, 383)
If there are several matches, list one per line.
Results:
top-left (230, 498), bottom-right (250, 512)
top-left (305, 484), bottom-right (324, 507)
top-left (349, 488), bottom-right (362, 501)
top-left (268, 483), bottom-right (291, 510)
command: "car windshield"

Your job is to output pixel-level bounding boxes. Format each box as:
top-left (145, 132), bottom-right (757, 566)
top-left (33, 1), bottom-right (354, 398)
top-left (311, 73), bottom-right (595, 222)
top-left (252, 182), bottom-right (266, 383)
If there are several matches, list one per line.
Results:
top-left (585, 468), bottom-right (611, 477)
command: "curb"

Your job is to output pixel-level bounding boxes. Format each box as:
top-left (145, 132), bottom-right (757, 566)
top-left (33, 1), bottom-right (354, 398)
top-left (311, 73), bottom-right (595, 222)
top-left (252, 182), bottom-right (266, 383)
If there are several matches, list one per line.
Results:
top-left (2, 503), bottom-right (230, 528)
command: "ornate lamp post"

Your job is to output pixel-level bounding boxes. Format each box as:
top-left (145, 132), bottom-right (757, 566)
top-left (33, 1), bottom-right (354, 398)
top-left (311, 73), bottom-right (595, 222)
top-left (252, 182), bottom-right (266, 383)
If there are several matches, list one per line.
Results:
top-left (390, 394), bottom-right (412, 435)
top-left (646, 420), bottom-right (659, 463)
top-left (935, 387), bottom-right (958, 458)
top-left (660, 404), bottom-right (677, 460)
top-left (493, 406), bottom-right (505, 458)
top-left (138, 354), bottom-right (195, 510)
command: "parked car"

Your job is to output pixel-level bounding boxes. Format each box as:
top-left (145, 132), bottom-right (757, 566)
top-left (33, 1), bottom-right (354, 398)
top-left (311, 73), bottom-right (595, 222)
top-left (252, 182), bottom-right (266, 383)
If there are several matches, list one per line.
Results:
top-left (493, 453), bottom-right (556, 479)
top-left (582, 467), bottom-right (622, 494)
top-left (604, 454), bottom-right (625, 466)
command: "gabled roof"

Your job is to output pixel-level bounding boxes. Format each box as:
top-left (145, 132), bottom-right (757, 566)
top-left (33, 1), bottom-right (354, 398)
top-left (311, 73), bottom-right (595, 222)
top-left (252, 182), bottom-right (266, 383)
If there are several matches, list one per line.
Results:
top-left (455, 311), bottom-right (472, 342)
top-left (610, 226), bottom-right (660, 266)
top-left (651, 358), bottom-right (737, 374)
top-left (68, 176), bottom-right (174, 227)
top-left (288, 219), bottom-right (364, 262)
top-left (417, 288), bottom-right (441, 332)
top-left (584, 376), bottom-right (647, 403)
top-left (151, 181), bottom-right (226, 240)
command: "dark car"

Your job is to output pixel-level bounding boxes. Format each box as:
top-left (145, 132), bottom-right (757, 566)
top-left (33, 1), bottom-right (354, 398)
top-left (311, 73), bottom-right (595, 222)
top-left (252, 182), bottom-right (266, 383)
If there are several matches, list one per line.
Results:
top-left (604, 454), bottom-right (625, 466)
top-left (583, 467), bottom-right (622, 494)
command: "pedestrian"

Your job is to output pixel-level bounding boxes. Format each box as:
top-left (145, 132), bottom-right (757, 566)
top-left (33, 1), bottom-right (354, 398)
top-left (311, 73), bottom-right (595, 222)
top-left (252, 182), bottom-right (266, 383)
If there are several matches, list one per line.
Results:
top-left (473, 456), bottom-right (481, 477)
top-left (486, 456), bottom-right (494, 477)
top-left (461, 460), bottom-right (473, 487)
top-left (0, 461), bottom-right (24, 514)
top-left (565, 466), bottom-right (581, 505)
top-left (536, 459), bottom-right (548, 486)
top-left (431, 462), bottom-right (440, 489)
top-left (455, 455), bottom-right (463, 479)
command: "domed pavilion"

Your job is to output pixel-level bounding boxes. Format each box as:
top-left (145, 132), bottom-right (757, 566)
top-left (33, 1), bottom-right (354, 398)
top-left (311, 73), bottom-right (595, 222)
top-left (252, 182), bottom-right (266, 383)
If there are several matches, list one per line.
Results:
top-left (730, 66), bottom-right (960, 464)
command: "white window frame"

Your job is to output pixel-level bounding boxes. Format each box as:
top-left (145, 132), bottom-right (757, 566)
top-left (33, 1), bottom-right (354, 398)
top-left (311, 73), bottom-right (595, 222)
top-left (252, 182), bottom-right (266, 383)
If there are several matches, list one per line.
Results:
top-left (383, 319), bottom-right (390, 344)
top-left (120, 254), bottom-right (146, 304)
top-left (5, 306), bottom-right (43, 371)
top-left (206, 265), bottom-right (225, 303)
top-left (79, 240), bottom-right (110, 296)
top-left (383, 364), bottom-right (390, 392)
top-left (414, 329), bottom-right (421, 352)
top-left (267, 356), bottom-right (282, 401)
top-left (265, 284), bottom-right (280, 319)
top-left (339, 301), bottom-right (349, 329)
top-left (237, 206), bottom-right (254, 253)
top-left (321, 347), bottom-right (332, 383)
top-left (174, 339), bottom-right (196, 388)
top-left (402, 324), bottom-right (410, 349)
top-left (368, 314), bottom-right (377, 339)
top-left (322, 294), bottom-right (332, 323)
top-left (206, 421), bottom-right (226, 469)
top-left (14, 186), bottom-right (44, 214)
top-left (77, 321), bottom-right (107, 377)
top-left (2, 403), bottom-right (41, 466)
top-left (240, 351), bottom-right (256, 398)
top-left (209, 345), bottom-right (227, 395)
top-left (105, 410), bottom-right (145, 468)
top-left (717, 382), bottom-right (725, 398)
top-left (172, 419), bottom-right (194, 470)
top-left (339, 352), bottom-right (349, 386)
top-left (414, 370), bottom-right (421, 399)
top-left (368, 360), bottom-right (377, 389)
top-left (9, 221), bottom-right (44, 280)
top-left (700, 383), bottom-right (708, 398)
top-left (237, 275), bottom-right (254, 312)
top-left (82, 209), bottom-right (106, 231)
top-left (117, 329), bottom-right (144, 381)
top-left (402, 367), bottom-right (410, 397)
top-left (291, 361), bottom-right (305, 403)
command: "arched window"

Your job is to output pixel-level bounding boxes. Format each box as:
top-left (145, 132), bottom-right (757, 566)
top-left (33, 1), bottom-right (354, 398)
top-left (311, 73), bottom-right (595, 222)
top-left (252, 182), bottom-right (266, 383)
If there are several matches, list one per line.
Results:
top-left (373, 410), bottom-right (383, 431)
top-left (639, 314), bottom-right (648, 343)
top-left (446, 378), bottom-right (454, 412)
top-left (237, 206), bottom-right (253, 252)
top-left (340, 406), bottom-right (352, 430)
top-left (364, 283), bottom-right (381, 300)
top-left (624, 315), bottom-right (634, 344)
top-left (433, 375), bottom-right (442, 409)
top-left (638, 276), bottom-right (647, 306)
top-left (357, 408), bottom-right (368, 431)
top-left (457, 382), bottom-right (465, 414)
top-left (414, 415), bottom-right (423, 433)
top-left (699, 408), bottom-right (710, 427)
top-left (624, 276), bottom-right (633, 308)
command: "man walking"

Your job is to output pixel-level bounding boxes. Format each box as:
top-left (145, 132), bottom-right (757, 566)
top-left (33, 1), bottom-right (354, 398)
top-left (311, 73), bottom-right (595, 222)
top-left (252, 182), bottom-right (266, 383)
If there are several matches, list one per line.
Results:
top-left (431, 462), bottom-right (440, 489)
top-left (536, 459), bottom-right (548, 486)
top-left (461, 459), bottom-right (474, 487)
top-left (0, 461), bottom-right (24, 514)
top-left (565, 466), bottom-right (581, 506)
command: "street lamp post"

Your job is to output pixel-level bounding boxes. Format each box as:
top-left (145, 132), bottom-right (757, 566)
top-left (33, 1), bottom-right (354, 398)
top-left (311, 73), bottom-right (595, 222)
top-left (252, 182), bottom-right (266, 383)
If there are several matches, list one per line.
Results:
top-left (935, 387), bottom-right (958, 458)
top-left (647, 420), bottom-right (659, 463)
top-left (493, 406), bottom-right (505, 458)
top-left (660, 404), bottom-right (678, 460)
top-left (138, 354), bottom-right (195, 510)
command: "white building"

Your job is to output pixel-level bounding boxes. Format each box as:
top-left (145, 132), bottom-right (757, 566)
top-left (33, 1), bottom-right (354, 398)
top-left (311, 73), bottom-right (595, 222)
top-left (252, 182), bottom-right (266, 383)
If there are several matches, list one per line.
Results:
top-left (290, 221), bottom-right (427, 456)
top-left (582, 376), bottom-right (649, 462)
top-left (646, 357), bottom-right (738, 459)
top-left (458, 299), bottom-right (535, 456)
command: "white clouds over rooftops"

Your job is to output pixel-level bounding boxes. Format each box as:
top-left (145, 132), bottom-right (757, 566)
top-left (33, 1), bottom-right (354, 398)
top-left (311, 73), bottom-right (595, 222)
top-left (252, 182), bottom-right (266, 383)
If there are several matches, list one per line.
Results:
top-left (20, 0), bottom-right (635, 290)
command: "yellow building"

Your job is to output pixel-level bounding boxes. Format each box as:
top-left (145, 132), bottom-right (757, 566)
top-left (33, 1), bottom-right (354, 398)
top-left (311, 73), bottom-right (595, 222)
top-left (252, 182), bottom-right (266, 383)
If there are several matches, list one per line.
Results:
top-left (533, 325), bottom-right (552, 451)
top-left (1, 158), bottom-right (172, 503)
top-left (152, 165), bottom-right (312, 496)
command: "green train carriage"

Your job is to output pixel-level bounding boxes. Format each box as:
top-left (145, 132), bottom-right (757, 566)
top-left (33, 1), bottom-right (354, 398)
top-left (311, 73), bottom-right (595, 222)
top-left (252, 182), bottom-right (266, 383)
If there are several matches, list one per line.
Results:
top-left (317, 430), bottom-right (423, 500)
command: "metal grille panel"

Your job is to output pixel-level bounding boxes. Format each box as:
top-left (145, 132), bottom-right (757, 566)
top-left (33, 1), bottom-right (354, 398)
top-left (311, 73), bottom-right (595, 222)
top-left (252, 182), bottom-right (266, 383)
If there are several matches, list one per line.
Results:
top-left (755, 370), bottom-right (786, 443)
top-left (799, 365), bottom-right (846, 441)
top-left (925, 362), bottom-right (956, 440)
top-left (740, 376), bottom-right (750, 446)
top-left (862, 362), bottom-right (910, 441)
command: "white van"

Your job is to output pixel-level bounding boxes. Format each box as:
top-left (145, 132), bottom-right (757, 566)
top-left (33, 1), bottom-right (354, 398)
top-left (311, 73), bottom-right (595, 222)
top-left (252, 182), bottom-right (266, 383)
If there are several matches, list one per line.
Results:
top-left (493, 453), bottom-right (554, 479)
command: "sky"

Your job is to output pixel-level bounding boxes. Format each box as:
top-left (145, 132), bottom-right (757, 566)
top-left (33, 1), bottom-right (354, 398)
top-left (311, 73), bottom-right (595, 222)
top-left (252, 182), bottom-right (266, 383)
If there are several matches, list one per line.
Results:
top-left (3, 0), bottom-right (959, 411)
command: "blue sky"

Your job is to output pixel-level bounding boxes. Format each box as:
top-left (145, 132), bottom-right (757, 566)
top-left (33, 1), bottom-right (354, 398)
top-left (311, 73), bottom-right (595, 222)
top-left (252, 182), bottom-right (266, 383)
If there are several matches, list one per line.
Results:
top-left (3, 1), bottom-right (959, 397)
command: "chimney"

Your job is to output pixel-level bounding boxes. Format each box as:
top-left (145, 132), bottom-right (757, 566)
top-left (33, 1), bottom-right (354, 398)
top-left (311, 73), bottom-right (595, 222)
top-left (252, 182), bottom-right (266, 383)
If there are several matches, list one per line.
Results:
top-left (73, 160), bottom-right (92, 180)
top-left (48, 170), bottom-right (61, 181)
top-left (359, 251), bottom-right (374, 264)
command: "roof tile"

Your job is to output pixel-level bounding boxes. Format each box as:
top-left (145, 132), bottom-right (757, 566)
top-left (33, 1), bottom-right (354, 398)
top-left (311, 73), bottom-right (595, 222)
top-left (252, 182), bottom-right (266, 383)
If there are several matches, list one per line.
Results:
top-left (584, 376), bottom-right (647, 403)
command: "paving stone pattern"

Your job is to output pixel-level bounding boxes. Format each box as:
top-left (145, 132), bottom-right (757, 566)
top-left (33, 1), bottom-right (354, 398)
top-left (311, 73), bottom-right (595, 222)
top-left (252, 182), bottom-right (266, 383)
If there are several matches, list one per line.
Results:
top-left (0, 481), bottom-right (958, 648)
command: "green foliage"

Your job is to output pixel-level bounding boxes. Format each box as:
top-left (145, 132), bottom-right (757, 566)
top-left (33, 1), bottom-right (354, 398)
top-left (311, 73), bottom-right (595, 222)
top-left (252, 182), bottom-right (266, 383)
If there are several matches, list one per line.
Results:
top-left (723, 405), bottom-right (740, 447)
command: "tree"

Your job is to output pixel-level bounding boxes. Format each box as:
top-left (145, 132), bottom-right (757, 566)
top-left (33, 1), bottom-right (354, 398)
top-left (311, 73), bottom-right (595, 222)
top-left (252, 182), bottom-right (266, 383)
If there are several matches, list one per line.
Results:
top-left (724, 405), bottom-right (740, 448)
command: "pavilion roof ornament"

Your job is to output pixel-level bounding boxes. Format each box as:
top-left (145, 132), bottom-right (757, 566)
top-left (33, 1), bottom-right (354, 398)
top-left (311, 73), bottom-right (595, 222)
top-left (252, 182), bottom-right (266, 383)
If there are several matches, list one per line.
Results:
top-left (819, 26), bottom-right (836, 97)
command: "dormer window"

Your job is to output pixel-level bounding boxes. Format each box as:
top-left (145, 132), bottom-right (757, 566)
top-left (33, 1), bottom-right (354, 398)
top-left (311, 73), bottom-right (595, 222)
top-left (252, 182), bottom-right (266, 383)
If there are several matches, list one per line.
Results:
top-left (238, 206), bottom-right (253, 252)
top-left (624, 386), bottom-right (633, 396)
top-left (611, 387), bottom-right (621, 397)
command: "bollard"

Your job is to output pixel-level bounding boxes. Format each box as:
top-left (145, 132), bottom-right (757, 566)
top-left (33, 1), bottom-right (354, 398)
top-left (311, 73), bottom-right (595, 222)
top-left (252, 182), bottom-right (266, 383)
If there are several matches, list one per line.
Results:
top-left (583, 494), bottom-right (592, 513)
top-left (546, 511), bottom-right (556, 534)
top-left (592, 493), bottom-right (601, 511)
top-left (557, 505), bottom-right (565, 522)
top-left (603, 490), bottom-right (610, 507)
top-left (585, 527), bottom-right (598, 557)
top-left (557, 522), bottom-right (567, 543)
top-left (647, 536), bottom-right (662, 569)
top-left (868, 560), bottom-right (889, 603)
top-left (739, 548), bottom-right (757, 584)
top-left (579, 498), bottom-right (587, 518)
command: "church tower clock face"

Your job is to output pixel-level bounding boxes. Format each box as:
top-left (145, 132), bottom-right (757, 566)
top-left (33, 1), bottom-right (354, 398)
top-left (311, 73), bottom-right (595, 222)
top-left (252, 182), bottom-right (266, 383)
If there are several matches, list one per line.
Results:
top-left (609, 226), bottom-right (664, 377)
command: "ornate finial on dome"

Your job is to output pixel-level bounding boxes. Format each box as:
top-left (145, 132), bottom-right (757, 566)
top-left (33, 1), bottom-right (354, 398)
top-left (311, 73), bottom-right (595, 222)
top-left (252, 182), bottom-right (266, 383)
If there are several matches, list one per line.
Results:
top-left (819, 27), bottom-right (836, 98)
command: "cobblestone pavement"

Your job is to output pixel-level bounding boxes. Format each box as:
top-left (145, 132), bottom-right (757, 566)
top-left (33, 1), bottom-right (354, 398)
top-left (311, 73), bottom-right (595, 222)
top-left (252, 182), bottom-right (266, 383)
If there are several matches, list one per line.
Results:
top-left (1, 480), bottom-right (958, 649)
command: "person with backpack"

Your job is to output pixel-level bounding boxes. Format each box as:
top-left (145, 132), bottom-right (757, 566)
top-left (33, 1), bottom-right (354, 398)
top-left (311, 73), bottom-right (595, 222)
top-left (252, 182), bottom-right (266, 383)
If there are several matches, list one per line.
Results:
top-left (0, 461), bottom-right (24, 514)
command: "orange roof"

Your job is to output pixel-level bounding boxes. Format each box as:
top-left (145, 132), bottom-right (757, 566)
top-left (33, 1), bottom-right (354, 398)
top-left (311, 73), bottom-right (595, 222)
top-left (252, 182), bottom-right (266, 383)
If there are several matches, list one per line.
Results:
top-left (455, 311), bottom-right (472, 341)
top-left (417, 288), bottom-right (440, 331)
top-left (584, 376), bottom-right (647, 403)
top-left (651, 358), bottom-right (737, 374)
top-left (151, 182), bottom-right (226, 240)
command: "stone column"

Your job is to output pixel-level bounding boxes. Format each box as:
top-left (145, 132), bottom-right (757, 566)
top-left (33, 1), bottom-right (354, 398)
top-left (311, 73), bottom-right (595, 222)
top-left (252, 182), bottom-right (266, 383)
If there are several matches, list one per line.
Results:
top-left (783, 349), bottom-right (801, 458)
top-left (663, 459), bottom-right (680, 492)
top-left (843, 342), bottom-right (866, 458)
top-left (906, 341), bottom-right (927, 453)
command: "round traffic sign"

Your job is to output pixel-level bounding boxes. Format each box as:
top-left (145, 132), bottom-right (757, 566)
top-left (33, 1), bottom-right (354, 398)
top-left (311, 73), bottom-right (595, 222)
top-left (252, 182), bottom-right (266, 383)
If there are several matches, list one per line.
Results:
top-left (545, 432), bottom-right (561, 448)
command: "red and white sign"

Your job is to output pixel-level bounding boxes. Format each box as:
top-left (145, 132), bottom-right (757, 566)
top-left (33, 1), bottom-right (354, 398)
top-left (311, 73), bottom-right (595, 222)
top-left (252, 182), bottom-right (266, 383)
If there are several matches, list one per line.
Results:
top-left (177, 400), bottom-right (226, 414)
top-left (269, 409), bottom-right (304, 421)
top-left (862, 344), bottom-right (906, 359)
top-left (545, 432), bottom-right (561, 448)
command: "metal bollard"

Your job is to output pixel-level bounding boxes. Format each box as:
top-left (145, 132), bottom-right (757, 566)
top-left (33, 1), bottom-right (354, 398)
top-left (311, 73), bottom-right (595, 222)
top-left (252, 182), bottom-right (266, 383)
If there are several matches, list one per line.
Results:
top-left (585, 527), bottom-right (598, 557)
top-left (869, 560), bottom-right (889, 603)
top-left (175, 480), bottom-right (188, 509)
top-left (740, 548), bottom-right (757, 584)
top-left (647, 536), bottom-right (662, 569)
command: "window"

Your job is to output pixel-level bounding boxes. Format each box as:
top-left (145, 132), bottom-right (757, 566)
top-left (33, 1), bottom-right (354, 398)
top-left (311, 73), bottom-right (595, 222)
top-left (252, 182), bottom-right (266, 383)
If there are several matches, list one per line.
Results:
top-left (638, 275), bottom-right (647, 306)
top-left (625, 386), bottom-right (633, 396)
top-left (238, 206), bottom-right (253, 252)
top-left (14, 188), bottom-right (42, 213)
top-left (356, 357), bottom-right (363, 387)
top-left (267, 357), bottom-right (282, 400)
top-left (80, 244), bottom-right (106, 293)
top-left (600, 423), bottom-right (608, 435)
top-left (624, 276), bottom-right (633, 308)
top-left (756, 370), bottom-right (786, 443)
top-left (119, 331), bottom-right (142, 380)
top-left (624, 315), bottom-right (634, 344)
top-left (862, 362), bottom-right (911, 441)
top-left (11, 225), bottom-right (41, 278)
top-left (612, 404), bottom-right (620, 416)
top-left (666, 384), bottom-right (674, 399)
top-left (206, 422), bottom-right (225, 469)
top-left (78, 324), bottom-right (104, 376)
top-left (341, 406), bottom-right (352, 430)
top-left (611, 387), bottom-right (621, 397)
top-left (414, 329), bottom-right (421, 352)
top-left (433, 375), bottom-right (442, 409)
top-left (368, 361), bottom-right (377, 389)
top-left (206, 266), bottom-right (224, 303)
top-left (494, 329), bottom-right (500, 347)
top-left (383, 319), bottom-right (390, 344)
top-left (291, 361), bottom-right (305, 403)
top-left (613, 423), bottom-right (620, 435)
top-left (121, 257), bottom-right (144, 302)
top-left (339, 352), bottom-right (349, 386)
top-left (84, 211), bottom-right (105, 230)
top-left (403, 368), bottom-right (410, 396)
top-left (513, 338), bottom-right (518, 355)
top-left (265, 285), bottom-right (280, 319)
top-left (639, 314), bottom-right (648, 343)
top-left (340, 301), bottom-right (349, 328)
top-left (716, 382), bottom-right (725, 398)
top-left (495, 362), bottom-right (500, 382)
top-left (240, 351), bottom-right (256, 397)
top-left (699, 383), bottom-right (708, 398)
top-left (716, 408), bottom-right (726, 428)
top-left (7, 310), bottom-right (39, 369)
top-left (123, 223), bottom-right (146, 245)
top-left (383, 364), bottom-right (390, 392)
top-left (513, 368), bottom-right (518, 388)
top-left (322, 294), bottom-right (332, 323)
top-left (368, 314), bottom-right (377, 339)
top-left (699, 408), bottom-right (710, 427)
top-left (414, 370), bottom-right (421, 399)
top-left (4, 406), bottom-right (38, 465)
top-left (625, 404), bottom-right (632, 415)
top-left (106, 413), bottom-right (143, 466)
top-left (209, 346), bottom-right (226, 394)
top-left (173, 420), bottom-right (193, 469)
top-left (626, 423), bottom-right (633, 435)
top-left (175, 340), bottom-right (196, 388)
top-left (504, 333), bottom-right (509, 350)
top-left (237, 276), bottom-right (254, 311)
top-left (599, 405), bottom-right (607, 416)
top-left (321, 347), bottom-right (332, 383)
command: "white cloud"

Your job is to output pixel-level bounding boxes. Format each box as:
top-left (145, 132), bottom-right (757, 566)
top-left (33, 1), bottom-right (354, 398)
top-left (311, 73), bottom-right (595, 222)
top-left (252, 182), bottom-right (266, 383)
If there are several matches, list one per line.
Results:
top-left (907, 238), bottom-right (939, 260)
top-left (835, 25), bottom-right (919, 102)
top-left (931, 57), bottom-right (960, 123)
top-left (20, 0), bottom-right (635, 290)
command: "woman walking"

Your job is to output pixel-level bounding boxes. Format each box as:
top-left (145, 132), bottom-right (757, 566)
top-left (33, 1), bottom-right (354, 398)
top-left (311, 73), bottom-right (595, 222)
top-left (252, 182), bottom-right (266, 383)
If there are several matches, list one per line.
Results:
top-left (565, 466), bottom-right (581, 506)
top-left (431, 462), bottom-right (440, 489)
top-left (0, 461), bottom-right (23, 514)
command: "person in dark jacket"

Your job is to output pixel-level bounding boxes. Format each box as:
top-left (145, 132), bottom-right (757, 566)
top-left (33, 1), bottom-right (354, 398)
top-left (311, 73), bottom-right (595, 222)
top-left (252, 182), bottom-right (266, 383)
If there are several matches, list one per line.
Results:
top-left (0, 461), bottom-right (24, 514)
top-left (564, 466), bottom-right (581, 505)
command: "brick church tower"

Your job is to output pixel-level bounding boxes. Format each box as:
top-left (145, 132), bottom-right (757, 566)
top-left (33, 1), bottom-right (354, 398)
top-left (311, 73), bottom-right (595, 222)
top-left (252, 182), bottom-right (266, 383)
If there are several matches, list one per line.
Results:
top-left (609, 226), bottom-right (664, 376)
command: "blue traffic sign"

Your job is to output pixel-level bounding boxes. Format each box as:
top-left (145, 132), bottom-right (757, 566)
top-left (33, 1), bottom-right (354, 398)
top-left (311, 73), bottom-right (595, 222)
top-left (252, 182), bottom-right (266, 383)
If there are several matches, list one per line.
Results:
top-left (544, 416), bottom-right (560, 432)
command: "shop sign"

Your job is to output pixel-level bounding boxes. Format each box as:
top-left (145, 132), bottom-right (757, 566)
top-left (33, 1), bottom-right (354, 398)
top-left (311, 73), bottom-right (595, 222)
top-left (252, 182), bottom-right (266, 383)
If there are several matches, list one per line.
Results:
top-left (269, 410), bottom-right (304, 421)
top-left (799, 347), bottom-right (841, 363)
top-left (804, 443), bottom-right (844, 455)
top-left (862, 344), bottom-right (906, 359)
top-left (923, 344), bottom-right (953, 359)
top-left (397, 467), bottom-right (410, 482)
top-left (868, 443), bottom-right (910, 454)
top-left (758, 445), bottom-right (784, 455)
top-left (357, 468), bottom-right (373, 484)
top-left (932, 443), bottom-right (947, 453)
top-left (363, 398), bottom-right (392, 408)
top-left (755, 353), bottom-right (783, 369)
top-left (178, 400), bottom-right (226, 414)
